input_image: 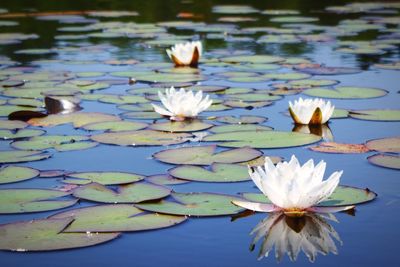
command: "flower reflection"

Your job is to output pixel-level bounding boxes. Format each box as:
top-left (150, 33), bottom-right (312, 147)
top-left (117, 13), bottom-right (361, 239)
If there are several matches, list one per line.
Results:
top-left (250, 212), bottom-right (341, 262)
top-left (292, 124), bottom-right (334, 141)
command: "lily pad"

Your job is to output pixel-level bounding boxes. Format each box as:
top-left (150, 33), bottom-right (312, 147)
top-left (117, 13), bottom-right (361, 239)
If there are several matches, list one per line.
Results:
top-left (73, 182), bottom-right (171, 203)
top-left (270, 16), bottom-right (319, 23)
top-left (0, 188), bottom-right (77, 213)
top-left (0, 217), bottom-right (119, 251)
top-left (50, 205), bottom-right (186, 232)
top-left (226, 93), bottom-right (281, 102)
top-left (0, 105), bottom-right (42, 117)
top-left (11, 135), bottom-right (97, 152)
top-left (0, 150), bottom-right (51, 163)
top-left (81, 121), bottom-right (148, 132)
top-left (368, 153), bottom-right (400, 170)
top-left (0, 128), bottom-right (45, 139)
top-left (215, 115), bottom-right (267, 124)
top-left (153, 145), bottom-right (262, 165)
top-left (309, 142), bottom-right (370, 154)
top-left (28, 112), bottom-right (121, 128)
top-left (203, 131), bottom-right (321, 148)
top-left (289, 79), bottom-right (339, 87)
top-left (169, 163), bottom-right (249, 183)
top-left (220, 55), bottom-right (284, 64)
top-left (64, 172), bottom-right (144, 185)
top-left (223, 100), bottom-right (273, 109)
top-left (349, 109), bottom-right (400, 121)
top-left (241, 185), bottom-right (377, 206)
top-left (146, 174), bottom-right (189, 185)
top-left (0, 165), bottom-right (39, 184)
top-left (121, 111), bottom-right (163, 120)
top-left (0, 119), bottom-right (28, 129)
top-left (210, 124), bottom-right (273, 133)
top-left (148, 120), bottom-right (213, 133)
top-left (366, 136), bottom-right (400, 153)
top-left (136, 192), bottom-right (244, 217)
top-left (303, 86), bottom-right (387, 99)
top-left (91, 130), bottom-right (191, 146)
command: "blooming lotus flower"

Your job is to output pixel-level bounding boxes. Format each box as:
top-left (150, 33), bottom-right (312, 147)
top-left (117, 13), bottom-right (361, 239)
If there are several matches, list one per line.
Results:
top-left (233, 155), bottom-right (354, 216)
top-left (166, 41), bottom-right (202, 67)
top-left (152, 87), bottom-right (212, 121)
top-left (250, 212), bottom-right (341, 262)
top-left (289, 97), bottom-right (335, 125)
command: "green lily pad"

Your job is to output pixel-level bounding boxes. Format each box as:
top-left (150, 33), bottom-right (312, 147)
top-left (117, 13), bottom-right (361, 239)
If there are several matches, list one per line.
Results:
top-left (204, 131), bottom-right (321, 148)
top-left (303, 86), bottom-right (387, 99)
top-left (366, 136), bottom-right (400, 153)
top-left (99, 95), bottom-right (148, 104)
top-left (0, 119), bottom-right (28, 129)
top-left (91, 130), bottom-right (191, 146)
top-left (349, 109), bottom-right (400, 121)
top-left (241, 185), bottom-right (376, 206)
top-left (7, 98), bottom-right (43, 107)
top-left (262, 72), bottom-right (311, 80)
top-left (270, 16), bottom-right (319, 23)
top-left (73, 182), bottom-right (171, 203)
top-left (148, 120), bottom-right (213, 133)
top-left (146, 174), bottom-right (189, 185)
top-left (153, 145), bottom-right (262, 165)
top-left (212, 5), bottom-right (259, 14)
top-left (0, 128), bottom-right (45, 139)
top-left (0, 188), bottom-right (77, 213)
top-left (289, 79), bottom-right (339, 87)
top-left (11, 135), bottom-right (97, 152)
top-left (367, 154), bottom-right (400, 170)
top-left (136, 192), bottom-right (244, 217)
top-left (64, 172), bottom-right (144, 185)
top-left (121, 111), bottom-right (163, 120)
top-left (332, 109), bottom-right (349, 118)
top-left (215, 115), bottom-right (267, 124)
top-left (169, 163), bottom-right (249, 183)
top-left (0, 150), bottom-right (51, 163)
top-left (0, 165), bottom-right (39, 184)
top-left (223, 100), bottom-right (273, 109)
top-left (81, 121), bottom-right (148, 132)
top-left (226, 93), bottom-right (281, 102)
top-left (210, 124), bottom-right (273, 133)
top-left (220, 55), bottom-right (284, 64)
top-left (28, 112), bottom-right (121, 128)
top-left (0, 105), bottom-right (42, 117)
top-left (50, 204), bottom-right (186, 232)
top-left (0, 217), bottom-right (119, 251)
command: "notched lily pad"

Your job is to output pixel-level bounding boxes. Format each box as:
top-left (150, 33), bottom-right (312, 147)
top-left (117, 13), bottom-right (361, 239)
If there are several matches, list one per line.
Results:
top-left (349, 109), bottom-right (400, 121)
top-left (0, 188), bottom-right (77, 213)
top-left (0, 150), bottom-right (51, 163)
top-left (366, 136), bottom-right (400, 153)
top-left (73, 182), bottom-right (171, 203)
top-left (210, 124), bottom-right (273, 133)
top-left (215, 115), bottom-right (267, 124)
top-left (169, 163), bottom-right (249, 183)
top-left (148, 120), bottom-right (213, 133)
top-left (11, 135), bottom-right (97, 152)
top-left (0, 217), bottom-right (119, 251)
top-left (0, 128), bottom-right (45, 139)
top-left (153, 145), bottom-right (262, 165)
top-left (146, 174), bottom-right (189, 185)
top-left (367, 154), bottom-right (400, 170)
top-left (81, 121), bottom-right (148, 132)
top-left (0, 165), bottom-right (39, 184)
top-left (50, 205), bottom-right (187, 232)
top-left (309, 142), bottom-right (370, 154)
top-left (64, 171), bottom-right (144, 185)
top-left (136, 192), bottom-right (245, 217)
top-left (204, 131), bottom-right (321, 148)
top-left (91, 130), bottom-right (191, 146)
top-left (303, 86), bottom-right (387, 99)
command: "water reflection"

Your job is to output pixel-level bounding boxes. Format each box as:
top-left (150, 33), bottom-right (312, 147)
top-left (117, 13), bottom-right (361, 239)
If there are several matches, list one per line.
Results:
top-left (292, 124), bottom-right (334, 141)
top-left (250, 212), bottom-right (341, 262)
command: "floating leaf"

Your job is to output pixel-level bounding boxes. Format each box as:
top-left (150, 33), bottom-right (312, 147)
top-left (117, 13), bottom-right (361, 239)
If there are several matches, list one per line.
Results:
top-left (0, 119), bottom-right (27, 129)
top-left (223, 100), bottom-right (273, 109)
top-left (81, 121), bottom-right (148, 132)
top-left (303, 86), bottom-right (387, 99)
top-left (220, 55), bottom-right (284, 64)
top-left (226, 93), bottom-right (281, 102)
top-left (309, 142), bottom-right (370, 153)
top-left (121, 111), bottom-right (163, 120)
top-left (11, 135), bottom-right (97, 152)
top-left (0, 128), bottom-right (45, 139)
top-left (0, 218), bottom-right (119, 251)
top-left (0, 188), bottom-right (77, 213)
top-left (0, 105), bottom-right (42, 117)
top-left (148, 120), bottom-right (213, 133)
top-left (289, 79), bottom-right (339, 87)
top-left (366, 136), bottom-right (400, 153)
top-left (242, 185), bottom-right (376, 206)
top-left (349, 109), bottom-right (400, 121)
top-left (28, 112), bottom-right (121, 127)
top-left (270, 16), bottom-right (319, 23)
top-left (73, 182), bottom-right (171, 204)
top-left (169, 163), bottom-right (249, 182)
top-left (367, 154), bottom-right (400, 170)
top-left (136, 192), bottom-right (244, 217)
top-left (91, 130), bottom-right (191, 146)
top-left (0, 150), bottom-right (51, 163)
top-left (204, 131), bottom-right (321, 148)
top-left (215, 115), bottom-right (267, 124)
top-left (153, 145), bottom-right (262, 165)
top-left (0, 165), bottom-right (39, 184)
top-left (210, 124), bottom-right (273, 133)
top-left (64, 172), bottom-right (144, 185)
top-left (146, 174), bottom-right (189, 185)
top-left (50, 204), bottom-right (186, 232)
top-left (296, 66), bottom-right (360, 75)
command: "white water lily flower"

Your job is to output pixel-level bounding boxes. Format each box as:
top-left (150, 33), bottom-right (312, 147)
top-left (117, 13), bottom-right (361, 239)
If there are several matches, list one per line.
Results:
top-left (166, 41), bottom-right (202, 67)
top-left (233, 155), bottom-right (354, 215)
top-left (289, 97), bottom-right (335, 125)
top-left (152, 87), bottom-right (212, 121)
top-left (251, 212), bottom-right (341, 262)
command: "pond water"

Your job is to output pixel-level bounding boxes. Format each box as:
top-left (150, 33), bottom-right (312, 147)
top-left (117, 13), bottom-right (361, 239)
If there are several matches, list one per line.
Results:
top-left (0, 0), bottom-right (399, 266)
